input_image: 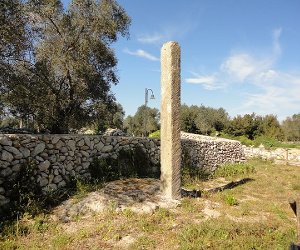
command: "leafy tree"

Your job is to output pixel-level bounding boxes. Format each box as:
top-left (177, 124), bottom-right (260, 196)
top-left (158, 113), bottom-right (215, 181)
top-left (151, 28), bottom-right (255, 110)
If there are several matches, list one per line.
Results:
top-left (124, 105), bottom-right (160, 137)
top-left (91, 101), bottom-right (125, 133)
top-left (180, 104), bottom-right (198, 133)
top-left (226, 113), bottom-right (283, 140)
top-left (282, 114), bottom-right (300, 141)
top-left (226, 113), bottom-right (261, 139)
top-left (1, 0), bottom-right (131, 133)
top-left (258, 114), bottom-right (283, 140)
top-left (180, 104), bottom-right (229, 135)
top-left (0, 0), bottom-right (28, 61)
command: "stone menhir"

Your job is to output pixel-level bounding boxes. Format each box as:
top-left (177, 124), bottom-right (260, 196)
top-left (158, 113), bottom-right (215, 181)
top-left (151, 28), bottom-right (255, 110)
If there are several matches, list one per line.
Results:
top-left (160, 41), bottom-right (181, 199)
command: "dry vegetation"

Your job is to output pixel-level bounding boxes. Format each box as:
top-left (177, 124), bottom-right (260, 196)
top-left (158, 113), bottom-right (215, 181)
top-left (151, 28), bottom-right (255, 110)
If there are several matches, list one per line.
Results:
top-left (1, 159), bottom-right (300, 249)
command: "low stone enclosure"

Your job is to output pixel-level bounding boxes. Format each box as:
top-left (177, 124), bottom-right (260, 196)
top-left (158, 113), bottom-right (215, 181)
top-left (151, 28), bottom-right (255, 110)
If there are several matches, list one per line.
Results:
top-left (0, 132), bottom-right (245, 212)
top-left (243, 145), bottom-right (300, 165)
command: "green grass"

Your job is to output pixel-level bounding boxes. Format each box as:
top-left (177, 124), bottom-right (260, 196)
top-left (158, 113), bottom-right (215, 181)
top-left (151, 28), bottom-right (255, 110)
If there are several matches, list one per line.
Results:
top-left (1, 159), bottom-right (299, 249)
top-left (131, 236), bottom-right (156, 249)
top-left (178, 220), bottom-right (295, 250)
top-left (213, 162), bottom-right (256, 179)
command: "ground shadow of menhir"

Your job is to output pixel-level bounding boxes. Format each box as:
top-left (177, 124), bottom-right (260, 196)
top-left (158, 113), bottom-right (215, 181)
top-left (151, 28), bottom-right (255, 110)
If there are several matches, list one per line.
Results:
top-left (207, 178), bottom-right (255, 193)
top-left (181, 178), bottom-right (255, 198)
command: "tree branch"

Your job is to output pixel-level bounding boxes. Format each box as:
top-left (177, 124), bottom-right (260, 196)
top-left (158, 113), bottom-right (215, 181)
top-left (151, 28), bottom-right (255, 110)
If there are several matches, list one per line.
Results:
top-left (47, 16), bottom-right (63, 38)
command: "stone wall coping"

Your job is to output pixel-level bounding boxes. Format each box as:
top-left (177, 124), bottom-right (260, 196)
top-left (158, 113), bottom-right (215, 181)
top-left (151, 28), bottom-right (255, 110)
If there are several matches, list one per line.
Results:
top-left (181, 132), bottom-right (240, 143)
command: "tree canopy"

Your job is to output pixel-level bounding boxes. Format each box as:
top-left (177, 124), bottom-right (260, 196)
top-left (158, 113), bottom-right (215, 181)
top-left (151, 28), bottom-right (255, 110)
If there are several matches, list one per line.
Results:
top-left (180, 104), bottom-right (229, 135)
top-left (1, 0), bottom-right (131, 133)
top-left (124, 105), bottom-right (160, 137)
top-left (282, 114), bottom-right (300, 141)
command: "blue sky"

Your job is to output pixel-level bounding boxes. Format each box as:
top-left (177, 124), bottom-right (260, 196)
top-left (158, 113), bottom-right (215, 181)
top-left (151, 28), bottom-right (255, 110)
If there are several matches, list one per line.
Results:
top-left (64, 0), bottom-right (300, 121)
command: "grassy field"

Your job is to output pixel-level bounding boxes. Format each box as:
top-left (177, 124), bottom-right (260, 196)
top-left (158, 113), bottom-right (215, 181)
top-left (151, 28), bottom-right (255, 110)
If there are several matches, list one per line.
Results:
top-left (1, 159), bottom-right (300, 249)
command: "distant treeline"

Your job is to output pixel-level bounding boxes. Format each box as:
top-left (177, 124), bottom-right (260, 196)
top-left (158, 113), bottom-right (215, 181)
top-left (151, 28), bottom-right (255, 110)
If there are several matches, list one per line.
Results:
top-left (124, 104), bottom-right (300, 143)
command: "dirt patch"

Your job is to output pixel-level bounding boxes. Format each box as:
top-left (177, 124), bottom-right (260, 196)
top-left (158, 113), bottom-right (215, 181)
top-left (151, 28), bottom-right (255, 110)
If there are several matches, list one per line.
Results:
top-left (51, 178), bottom-right (180, 222)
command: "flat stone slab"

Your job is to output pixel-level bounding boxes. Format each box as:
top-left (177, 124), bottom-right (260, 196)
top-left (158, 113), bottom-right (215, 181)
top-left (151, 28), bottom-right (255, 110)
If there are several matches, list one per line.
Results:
top-left (51, 178), bottom-right (180, 222)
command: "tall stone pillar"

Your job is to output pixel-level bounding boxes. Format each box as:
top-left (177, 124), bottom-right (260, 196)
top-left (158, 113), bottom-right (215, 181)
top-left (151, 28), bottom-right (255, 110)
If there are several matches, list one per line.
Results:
top-left (160, 41), bottom-right (181, 199)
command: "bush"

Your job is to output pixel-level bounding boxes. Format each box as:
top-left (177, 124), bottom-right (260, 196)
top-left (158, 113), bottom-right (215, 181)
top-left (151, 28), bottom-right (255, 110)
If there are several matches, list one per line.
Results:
top-left (224, 194), bottom-right (239, 206)
top-left (148, 130), bottom-right (160, 138)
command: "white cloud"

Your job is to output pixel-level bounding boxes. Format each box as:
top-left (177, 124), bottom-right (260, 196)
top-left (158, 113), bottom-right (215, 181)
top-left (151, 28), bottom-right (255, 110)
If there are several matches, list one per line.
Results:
top-left (221, 28), bottom-right (282, 83)
top-left (123, 48), bottom-right (159, 61)
top-left (235, 70), bottom-right (300, 120)
top-left (137, 17), bottom-right (199, 45)
top-left (185, 73), bottom-right (224, 90)
top-left (185, 28), bottom-right (300, 119)
top-left (137, 33), bottom-right (163, 44)
top-left (221, 53), bottom-right (271, 82)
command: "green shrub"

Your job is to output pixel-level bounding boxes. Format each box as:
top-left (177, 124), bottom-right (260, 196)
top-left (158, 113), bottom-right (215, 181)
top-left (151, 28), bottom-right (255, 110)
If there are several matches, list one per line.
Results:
top-left (148, 130), bottom-right (160, 138)
top-left (224, 194), bottom-right (239, 206)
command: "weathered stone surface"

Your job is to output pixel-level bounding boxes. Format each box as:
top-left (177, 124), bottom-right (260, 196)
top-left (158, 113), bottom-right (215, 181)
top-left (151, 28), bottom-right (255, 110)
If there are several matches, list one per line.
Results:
top-left (67, 140), bottom-right (76, 151)
top-left (33, 143), bottom-right (46, 156)
top-left (60, 147), bottom-right (68, 153)
top-left (1, 150), bottom-right (14, 162)
top-left (39, 178), bottom-right (48, 187)
top-left (48, 155), bottom-right (57, 163)
top-left (48, 183), bottom-right (58, 191)
top-left (55, 140), bottom-right (64, 149)
top-left (0, 161), bottom-right (10, 168)
top-left (160, 41), bottom-right (182, 200)
top-left (94, 142), bottom-right (104, 151)
top-left (82, 162), bottom-right (90, 169)
top-left (52, 137), bottom-right (60, 144)
top-left (65, 163), bottom-right (73, 171)
top-left (58, 180), bottom-right (66, 188)
top-left (53, 175), bottom-right (63, 184)
top-left (19, 147), bottom-right (30, 158)
top-left (0, 137), bottom-right (12, 146)
top-left (77, 139), bottom-right (84, 147)
top-left (39, 160), bottom-right (50, 171)
top-left (59, 155), bottom-right (66, 161)
top-left (12, 164), bottom-right (21, 172)
top-left (4, 146), bottom-right (22, 157)
top-left (81, 151), bottom-right (89, 157)
top-left (84, 137), bottom-right (91, 147)
top-left (1, 167), bottom-right (12, 177)
top-left (102, 145), bottom-right (113, 153)
top-left (36, 156), bottom-right (44, 162)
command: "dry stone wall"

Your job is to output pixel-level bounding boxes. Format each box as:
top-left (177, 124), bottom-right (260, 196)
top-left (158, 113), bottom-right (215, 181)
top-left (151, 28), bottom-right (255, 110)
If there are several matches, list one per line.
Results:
top-left (243, 145), bottom-right (300, 165)
top-left (181, 132), bottom-right (246, 172)
top-left (0, 134), bottom-right (160, 209)
top-left (0, 133), bottom-right (245, 210)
